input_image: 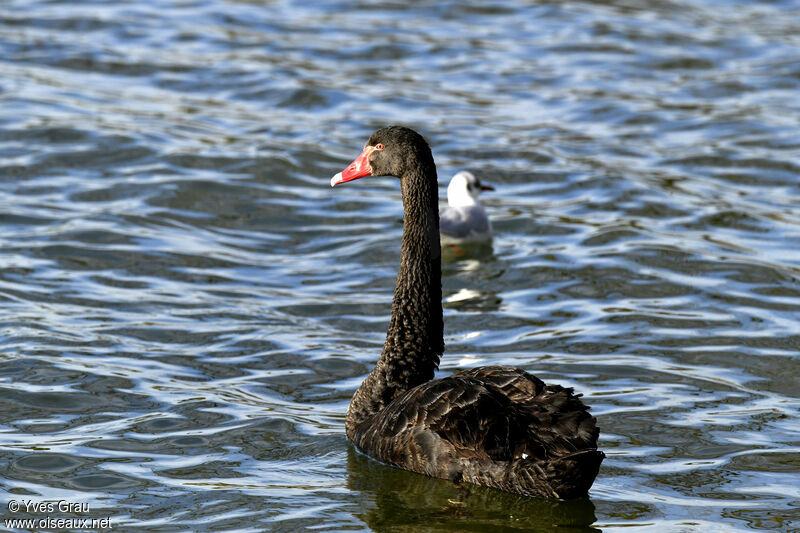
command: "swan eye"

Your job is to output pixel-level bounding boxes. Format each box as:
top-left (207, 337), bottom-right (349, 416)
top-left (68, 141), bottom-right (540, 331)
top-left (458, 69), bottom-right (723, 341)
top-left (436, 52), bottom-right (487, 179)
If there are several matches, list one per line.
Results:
top-left (374, 144), bottom-right (384, 151)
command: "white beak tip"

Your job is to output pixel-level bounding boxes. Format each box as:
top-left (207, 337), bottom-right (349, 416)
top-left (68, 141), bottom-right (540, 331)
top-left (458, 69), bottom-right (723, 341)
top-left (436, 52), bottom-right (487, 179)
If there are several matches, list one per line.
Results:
top-left (331, 172), bottom-right (343, 187)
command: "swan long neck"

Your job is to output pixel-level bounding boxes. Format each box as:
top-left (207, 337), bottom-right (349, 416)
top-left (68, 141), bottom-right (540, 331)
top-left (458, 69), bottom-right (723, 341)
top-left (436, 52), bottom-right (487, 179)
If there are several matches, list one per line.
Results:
top-left (346, 162), bottom-right (443, 435)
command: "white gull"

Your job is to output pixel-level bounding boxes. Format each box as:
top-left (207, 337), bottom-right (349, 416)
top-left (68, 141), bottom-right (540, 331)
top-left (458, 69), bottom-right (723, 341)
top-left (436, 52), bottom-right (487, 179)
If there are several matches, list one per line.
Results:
top-left (439, 171), bottom-right (493, 242)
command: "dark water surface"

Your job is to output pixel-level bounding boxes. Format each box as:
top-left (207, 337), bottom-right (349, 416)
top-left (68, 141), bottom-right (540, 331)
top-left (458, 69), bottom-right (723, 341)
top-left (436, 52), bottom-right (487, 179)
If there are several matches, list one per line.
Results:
top-left (1, 0), bottom-right (799, 531)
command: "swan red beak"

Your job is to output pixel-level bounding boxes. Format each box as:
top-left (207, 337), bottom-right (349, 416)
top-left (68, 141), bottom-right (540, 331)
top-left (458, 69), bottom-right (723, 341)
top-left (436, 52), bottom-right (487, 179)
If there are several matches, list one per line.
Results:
top-left (481, 184), bottom-right (494, 191)
top-left (331, 145), bottom-right (377, 187)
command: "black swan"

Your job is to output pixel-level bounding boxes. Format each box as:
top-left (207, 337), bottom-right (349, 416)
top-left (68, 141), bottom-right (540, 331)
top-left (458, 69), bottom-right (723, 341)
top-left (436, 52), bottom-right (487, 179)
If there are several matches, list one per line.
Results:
top-left (331, 126), bottom-right (603, 499)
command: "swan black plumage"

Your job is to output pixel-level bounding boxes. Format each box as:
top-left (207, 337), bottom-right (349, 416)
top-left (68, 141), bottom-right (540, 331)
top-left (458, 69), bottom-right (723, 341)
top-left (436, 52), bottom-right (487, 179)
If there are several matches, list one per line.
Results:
top-left (331, 126), bottom-right (603, 499)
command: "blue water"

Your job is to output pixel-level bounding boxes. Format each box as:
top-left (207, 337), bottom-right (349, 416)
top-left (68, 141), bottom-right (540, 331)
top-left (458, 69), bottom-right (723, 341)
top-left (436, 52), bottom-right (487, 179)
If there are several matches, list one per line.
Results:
top-left (1, 1), bottom-right (799, 531)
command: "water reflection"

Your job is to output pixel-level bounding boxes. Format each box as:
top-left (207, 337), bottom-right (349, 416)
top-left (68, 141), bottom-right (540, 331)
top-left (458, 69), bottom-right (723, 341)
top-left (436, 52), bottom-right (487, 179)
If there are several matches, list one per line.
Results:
top-left (441, 241), bottom-right (495, 264)
top-left (443, 287), bottom-right (503, 315)
top-left (347, 448), bottom-right (600, 532)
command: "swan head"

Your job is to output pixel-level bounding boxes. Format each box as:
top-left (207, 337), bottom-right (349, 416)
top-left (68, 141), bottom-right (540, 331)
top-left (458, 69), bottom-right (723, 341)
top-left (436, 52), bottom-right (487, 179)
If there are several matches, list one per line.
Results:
top-left (331, 126), bottom-right (434, 186)
top-left (446, 171), bottom-right (493, 208)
